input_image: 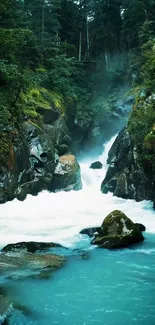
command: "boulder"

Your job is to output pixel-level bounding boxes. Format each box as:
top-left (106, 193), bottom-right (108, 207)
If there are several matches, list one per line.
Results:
top-left (80, 227), bottom-right (101, 238)
top-left (2, 241), bottom-right (63, 253)
top-left (91, 210), bottom-right (144, 249)
top-left (49, 154), bottom-right (82, 191)
top-left (90, 161), bottom-right (103, 169)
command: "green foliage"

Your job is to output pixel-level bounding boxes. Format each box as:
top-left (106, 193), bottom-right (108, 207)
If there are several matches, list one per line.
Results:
top-left (144, 131), bottom-right (155, 151)
top-left (128, 99), bottom-right (155, 147)
top-left (0, 133), bottom-right (10, 166)
top-left (140, 39), bottom-right (155, 92)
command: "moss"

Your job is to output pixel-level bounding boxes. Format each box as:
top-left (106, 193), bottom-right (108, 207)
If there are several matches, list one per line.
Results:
top-left (27, 119), bottom-right (43, 132)
top-left (144, 131), bottom-right (155, 151)
top-left (128, 98), bottom-right (155, 170)
top-left (24, 109), bottom-right (38, 119)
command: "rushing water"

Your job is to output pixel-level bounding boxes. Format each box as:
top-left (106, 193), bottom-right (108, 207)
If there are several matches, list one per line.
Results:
top-left (0, 136), bottom-right (155, 324)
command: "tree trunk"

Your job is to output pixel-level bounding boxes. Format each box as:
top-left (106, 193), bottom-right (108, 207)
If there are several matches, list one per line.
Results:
top-left (79, 32), bottom-right (82, 61)
top-left (41, 0), bottom-right (45, 64)
top-left (86, 16), bottom-right (90, 58)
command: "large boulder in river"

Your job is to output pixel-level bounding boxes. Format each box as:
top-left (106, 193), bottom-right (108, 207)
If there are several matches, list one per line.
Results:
top-left (90, 161), bottom-right (103, 169)
top-left (49, 154), bottom-right (82, 191)
top-left (91, 210), bottom-right (144, 249)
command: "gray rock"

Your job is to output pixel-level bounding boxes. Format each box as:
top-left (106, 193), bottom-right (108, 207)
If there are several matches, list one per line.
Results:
top-left (90, 161), bottom-right (103, 169)
top-left (49, 154), bottom-right (82, 192)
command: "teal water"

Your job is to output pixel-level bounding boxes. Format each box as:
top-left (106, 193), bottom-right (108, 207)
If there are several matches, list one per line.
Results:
top-left (4, 233), bottom-right (155, 325)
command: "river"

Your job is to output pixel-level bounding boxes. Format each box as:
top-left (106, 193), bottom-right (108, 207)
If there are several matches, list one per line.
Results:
top-left (0, 136), bottom-right (155, 324)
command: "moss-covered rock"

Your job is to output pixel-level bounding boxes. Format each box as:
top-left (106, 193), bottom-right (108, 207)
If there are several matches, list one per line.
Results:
top-left (91, 210), bottom-right (144, 249)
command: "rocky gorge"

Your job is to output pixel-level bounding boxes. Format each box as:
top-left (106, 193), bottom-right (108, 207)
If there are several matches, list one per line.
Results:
top-left (0, 89), bottom-right (132, 205)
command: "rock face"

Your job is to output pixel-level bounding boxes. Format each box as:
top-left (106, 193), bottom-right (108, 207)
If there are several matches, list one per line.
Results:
top-left (0, 113), bottom-right (81, 203)
top-left (2, 241), bottom-right (63, 253)
top-left (50, 154), bottom-right (82, 191)
top-left (101, 127), bottom-right (154, 202)
top-left (91, 210), bottom-right (144, 249)
top-left (90, 161), bottom-right (103, 169)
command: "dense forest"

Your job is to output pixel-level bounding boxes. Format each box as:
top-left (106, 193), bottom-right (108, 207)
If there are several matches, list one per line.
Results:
top-left (0, 0), bottom-right (155, 202)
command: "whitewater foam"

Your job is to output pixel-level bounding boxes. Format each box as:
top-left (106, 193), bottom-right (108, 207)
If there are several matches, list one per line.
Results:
top-left (0, 135), bottom-right (155, 249)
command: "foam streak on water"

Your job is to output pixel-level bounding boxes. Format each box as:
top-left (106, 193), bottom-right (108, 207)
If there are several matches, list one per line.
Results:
top-left (0, 135), bottom-right (155, 249)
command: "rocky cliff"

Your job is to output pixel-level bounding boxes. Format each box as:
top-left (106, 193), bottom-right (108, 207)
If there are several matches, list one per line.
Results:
top-left (101, 94), bottom-right (155, 207)
top-left (0, 107), bottom-right (82, 204)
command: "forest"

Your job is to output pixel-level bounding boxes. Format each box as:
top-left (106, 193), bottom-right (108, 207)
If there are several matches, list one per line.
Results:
top-left (1, 0), bottom-right (155, 129)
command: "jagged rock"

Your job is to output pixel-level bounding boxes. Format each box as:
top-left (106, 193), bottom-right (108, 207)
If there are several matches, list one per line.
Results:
top-left (90, 161), bottom-right (103, 169)
top-left (2, 241), bottom-right (63, 253)
top-left (0, 115), bottom-right (79, 203)
top-left (91, 210), bottom-right (144, 249)
top-left (49, 154), bottom-right (82, 191)
top-left (80, 227), bottom-right (101, 238)
top-left (101, 127), bottom-right (153, 202)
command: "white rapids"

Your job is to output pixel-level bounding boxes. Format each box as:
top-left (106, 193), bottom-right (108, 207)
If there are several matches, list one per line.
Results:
top-left (0, 136), bottom-right (155, 249)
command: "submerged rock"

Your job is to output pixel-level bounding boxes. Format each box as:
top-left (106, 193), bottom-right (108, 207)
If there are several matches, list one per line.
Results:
top-left (49, 154), bottom-right (82, 191)
top-left (2, 241), bottom-right (63, 253)
top-left (91, 210), bottom-right (144, 249)
top-left (90, 161), bottom-right (103, 169)
top-left (0, 251), bottom-right (65, 280)
top-left (80, 227), bottom-right (101, 238)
